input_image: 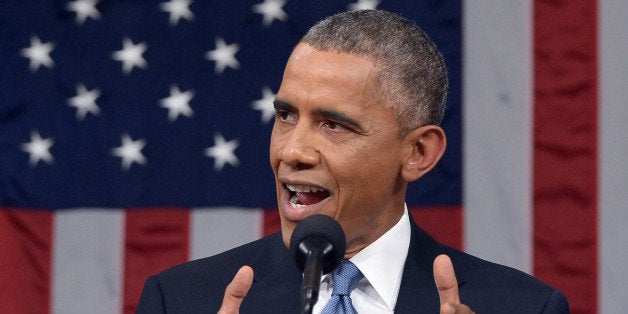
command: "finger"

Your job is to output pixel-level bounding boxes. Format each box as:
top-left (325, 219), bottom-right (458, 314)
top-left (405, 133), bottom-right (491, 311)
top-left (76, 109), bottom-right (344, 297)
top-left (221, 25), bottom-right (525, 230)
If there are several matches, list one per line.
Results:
top-left (433, 254), bottom-right (460, 305)
top-left (441, 303), bottom-right (475, 314)
top-left (218, 266), bottom-right (254, 314)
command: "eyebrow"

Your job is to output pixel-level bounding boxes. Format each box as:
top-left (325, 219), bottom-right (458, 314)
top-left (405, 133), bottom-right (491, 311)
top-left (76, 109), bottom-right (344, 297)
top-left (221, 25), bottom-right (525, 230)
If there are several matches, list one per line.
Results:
top-left (273, 99), bottom-right (293, 111)
top-left (317, 108), bottom-right (363, 131)
top-left (273, 99), bottom-right (364, 131)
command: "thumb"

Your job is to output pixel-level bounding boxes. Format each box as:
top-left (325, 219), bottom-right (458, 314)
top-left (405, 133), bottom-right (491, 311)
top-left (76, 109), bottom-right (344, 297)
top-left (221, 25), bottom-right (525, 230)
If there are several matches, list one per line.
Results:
top-left (433, 254), bottom-right (460, 305)
top-left (218, 265), bottom-right (254, 314)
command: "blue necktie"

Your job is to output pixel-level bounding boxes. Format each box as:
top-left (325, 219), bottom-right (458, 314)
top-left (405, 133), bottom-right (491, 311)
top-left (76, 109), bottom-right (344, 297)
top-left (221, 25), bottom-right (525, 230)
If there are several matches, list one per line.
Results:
top-left (321, 260), bottom-right (364, 314)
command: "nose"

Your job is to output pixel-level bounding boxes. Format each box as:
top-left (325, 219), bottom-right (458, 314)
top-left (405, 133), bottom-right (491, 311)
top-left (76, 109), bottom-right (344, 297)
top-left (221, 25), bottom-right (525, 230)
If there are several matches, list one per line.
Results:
top-left (277, 125), bottom-right (320, 169)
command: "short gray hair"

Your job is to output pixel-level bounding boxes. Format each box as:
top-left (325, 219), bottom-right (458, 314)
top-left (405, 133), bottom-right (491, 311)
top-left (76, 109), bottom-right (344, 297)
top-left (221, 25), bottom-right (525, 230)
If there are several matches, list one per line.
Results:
top-left (301, 10), bottom-right (448, 136)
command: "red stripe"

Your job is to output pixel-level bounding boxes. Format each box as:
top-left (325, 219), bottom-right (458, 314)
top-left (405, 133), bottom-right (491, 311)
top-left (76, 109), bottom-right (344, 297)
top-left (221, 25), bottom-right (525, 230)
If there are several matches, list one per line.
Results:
top-left (263, 206), bottom-right (462, 250)
top-left (0, 208), bottom-right (53, 314)
top-left (123, 208), bottom-right (190, 314)
top-left (410, 205), bottom-right (462, 250)
top-left (262, 208), bottom-right (281, 236)
top-left (534, 1), bottom-right (598, 313)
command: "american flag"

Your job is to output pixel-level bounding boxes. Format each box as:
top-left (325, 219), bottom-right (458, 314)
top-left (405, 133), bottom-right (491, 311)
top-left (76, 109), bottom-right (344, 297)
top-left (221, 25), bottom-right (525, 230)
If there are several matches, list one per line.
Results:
top-left (0, 1), bottom-right (626, 313)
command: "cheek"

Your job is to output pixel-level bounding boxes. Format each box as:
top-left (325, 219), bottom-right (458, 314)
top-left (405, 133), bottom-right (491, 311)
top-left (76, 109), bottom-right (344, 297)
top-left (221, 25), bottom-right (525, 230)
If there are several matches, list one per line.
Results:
top-left (333, 153), bottom-right (389, 199)
top-left (353, 140), bottom-right (400, 173)
top-left (340, 144), bottom-right (400, 194)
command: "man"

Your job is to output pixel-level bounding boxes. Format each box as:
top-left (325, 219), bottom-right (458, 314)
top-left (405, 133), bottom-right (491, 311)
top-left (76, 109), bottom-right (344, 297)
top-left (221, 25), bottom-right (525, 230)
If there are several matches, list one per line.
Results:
top-left (137, 10), bottom-right (569, 313)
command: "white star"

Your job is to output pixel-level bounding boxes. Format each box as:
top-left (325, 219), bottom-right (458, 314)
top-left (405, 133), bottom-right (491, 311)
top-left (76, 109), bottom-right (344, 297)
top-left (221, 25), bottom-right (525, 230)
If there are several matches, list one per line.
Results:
top-left (20, 36), bottom-right (55, 72)
top-left (65, 0), bottom-right (101, 25)
top-left (111, 37), bottom-right (148, 74)
top-left (252, 86), bottom-right (276, 124)
top-left (347, 0), bottom-right (380, 11)
top-left (159, 0), bottom-right (194, 26)
top-left (205, 38), bottom-right (240, 74)
top-left (252, 0), bottom-right (288, 27)
top-left (204, 133), bottom-right (240, 171)
top-left (159, 85), bottom-right (194, 122)
top-left (68, 84), bottom-right (101, 121)
top-left (111, 134), bottom-right (147, 171)
top-left (20, 131), bottom-right (54, 167)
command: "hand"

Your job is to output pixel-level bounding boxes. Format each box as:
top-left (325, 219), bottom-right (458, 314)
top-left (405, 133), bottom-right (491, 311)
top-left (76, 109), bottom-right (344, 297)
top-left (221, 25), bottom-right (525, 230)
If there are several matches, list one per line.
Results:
top-left (433, 254), bottom-right (475, 314)
top-left (217, 266), bottom-right (254, 314)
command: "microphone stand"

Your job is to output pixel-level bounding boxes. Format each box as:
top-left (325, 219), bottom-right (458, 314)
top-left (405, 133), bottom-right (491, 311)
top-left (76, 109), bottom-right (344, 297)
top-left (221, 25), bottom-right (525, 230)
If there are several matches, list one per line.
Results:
top-left (299, 238), bottom-right (332, 314)
top-left (290, 215), bottom-right (345, 314)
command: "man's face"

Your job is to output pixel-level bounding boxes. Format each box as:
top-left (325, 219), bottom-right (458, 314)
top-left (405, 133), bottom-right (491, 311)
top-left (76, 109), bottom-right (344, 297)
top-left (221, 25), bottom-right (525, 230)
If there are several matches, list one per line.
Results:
top-left (271, 43), bottom-right (409, 257)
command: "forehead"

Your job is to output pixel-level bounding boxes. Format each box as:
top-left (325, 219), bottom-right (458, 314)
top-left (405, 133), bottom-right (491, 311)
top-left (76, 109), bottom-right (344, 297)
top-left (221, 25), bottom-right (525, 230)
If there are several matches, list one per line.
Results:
top-left (286, 43), bottom-right (376, 73)
top-left (278, 43), bottom-right (381, 108)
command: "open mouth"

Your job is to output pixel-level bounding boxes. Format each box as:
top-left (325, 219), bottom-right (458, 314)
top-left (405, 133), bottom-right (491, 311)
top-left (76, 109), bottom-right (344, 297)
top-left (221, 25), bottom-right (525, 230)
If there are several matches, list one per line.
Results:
top-left (286, 184), bottom-right (330, 207)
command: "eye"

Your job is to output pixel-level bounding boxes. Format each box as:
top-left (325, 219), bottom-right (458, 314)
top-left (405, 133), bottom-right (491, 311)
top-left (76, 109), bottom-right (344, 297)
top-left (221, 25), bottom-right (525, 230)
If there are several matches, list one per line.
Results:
top-left (323, 120), bottom-right (350, 132)
top-left (275, 110), bottom-right (297, 123)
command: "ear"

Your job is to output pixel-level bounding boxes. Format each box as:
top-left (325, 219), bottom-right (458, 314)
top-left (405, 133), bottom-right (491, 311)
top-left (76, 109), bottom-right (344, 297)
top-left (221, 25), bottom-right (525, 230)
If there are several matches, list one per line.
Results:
top-left (400, 125), bottom-right (447, 182)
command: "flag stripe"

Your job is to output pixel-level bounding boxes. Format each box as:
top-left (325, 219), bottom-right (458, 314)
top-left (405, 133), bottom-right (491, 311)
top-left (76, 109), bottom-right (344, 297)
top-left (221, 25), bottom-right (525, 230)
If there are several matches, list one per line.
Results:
top-left (410, 206), bottom-right (462, 250)
top-left (0, 209), bottom-right (52, 314)
top-left (190, 207), bottom-right (264, 260)
top-left (462, 1), bottom-right (533, 272)
top-left (51, 209), bottom-right (124, 314)
top-left (533, 1), bottom-right (599, 313)
top-left (123, 208), bottom-right (189, 314)
top-left (263, 208), bottom-right (282, 237)
top-left (599, 1), bottom-right (628, 313)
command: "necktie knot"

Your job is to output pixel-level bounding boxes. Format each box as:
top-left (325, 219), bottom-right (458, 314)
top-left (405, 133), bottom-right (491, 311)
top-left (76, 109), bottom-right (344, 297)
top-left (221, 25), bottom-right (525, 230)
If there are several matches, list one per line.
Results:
top-left (322, 260), bottom-right (363, 313)
top-left (330, 260), bottom-right (363, 296)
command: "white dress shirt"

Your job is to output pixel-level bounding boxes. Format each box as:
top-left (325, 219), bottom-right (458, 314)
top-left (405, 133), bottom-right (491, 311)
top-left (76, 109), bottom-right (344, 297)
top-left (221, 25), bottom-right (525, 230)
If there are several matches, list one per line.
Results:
top-left (312, 206), bottom-right (411, 313)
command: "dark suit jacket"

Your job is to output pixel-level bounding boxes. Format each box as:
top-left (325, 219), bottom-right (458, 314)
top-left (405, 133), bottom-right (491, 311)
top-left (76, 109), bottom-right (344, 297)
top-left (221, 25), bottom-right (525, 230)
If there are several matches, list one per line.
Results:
top-left (136, 214), bottom-right (570, 313)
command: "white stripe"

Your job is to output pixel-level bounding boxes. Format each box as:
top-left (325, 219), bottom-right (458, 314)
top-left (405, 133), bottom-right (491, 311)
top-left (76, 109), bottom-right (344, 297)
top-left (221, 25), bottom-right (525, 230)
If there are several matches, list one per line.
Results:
top-left (599, 1), bottom-right (628, 313)
top-left (190, 208), bottom-right (264, 260)
top-left (51, 209), bottom-right (124, 314)
top-left (462, 1), bottom-right (533, 273)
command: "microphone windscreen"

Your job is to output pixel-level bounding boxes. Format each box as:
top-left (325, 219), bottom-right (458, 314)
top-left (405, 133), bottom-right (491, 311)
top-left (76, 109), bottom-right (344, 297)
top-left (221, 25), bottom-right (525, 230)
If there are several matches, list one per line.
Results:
top-left (290, 214), bottom-right (346, 274)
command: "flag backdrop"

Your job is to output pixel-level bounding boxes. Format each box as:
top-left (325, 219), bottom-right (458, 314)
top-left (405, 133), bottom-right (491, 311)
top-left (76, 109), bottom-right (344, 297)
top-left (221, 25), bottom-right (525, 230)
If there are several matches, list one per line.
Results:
top-left (0, 1), bottom-right (626, 313)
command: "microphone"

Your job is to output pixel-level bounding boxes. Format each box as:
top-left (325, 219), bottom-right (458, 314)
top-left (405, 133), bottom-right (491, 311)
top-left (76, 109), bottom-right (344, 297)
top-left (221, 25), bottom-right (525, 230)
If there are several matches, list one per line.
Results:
top-left (290, 214), bottom-right (346, 314)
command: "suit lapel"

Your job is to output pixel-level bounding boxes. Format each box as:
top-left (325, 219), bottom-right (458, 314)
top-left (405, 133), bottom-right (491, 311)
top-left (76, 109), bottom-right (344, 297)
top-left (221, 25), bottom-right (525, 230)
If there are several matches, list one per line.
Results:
top-left (395, 214), bottom-right (465, 312)
top-left (241, 232), bottom-right (302, 312)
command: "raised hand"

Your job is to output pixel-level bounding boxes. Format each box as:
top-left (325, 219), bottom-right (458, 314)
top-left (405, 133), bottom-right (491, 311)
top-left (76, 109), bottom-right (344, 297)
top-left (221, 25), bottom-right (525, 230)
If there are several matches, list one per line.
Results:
top-left (433, 254), bottom-right (475, 314)
top-left (217, 266), bottom-right (254, 314)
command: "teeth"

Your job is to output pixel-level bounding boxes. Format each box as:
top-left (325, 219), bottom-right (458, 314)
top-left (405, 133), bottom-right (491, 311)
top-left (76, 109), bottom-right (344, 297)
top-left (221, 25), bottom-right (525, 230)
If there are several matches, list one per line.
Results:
top-left (289, 195), bottom-right (304, 207)
top-left (286, 184), bottom-right (324, 193)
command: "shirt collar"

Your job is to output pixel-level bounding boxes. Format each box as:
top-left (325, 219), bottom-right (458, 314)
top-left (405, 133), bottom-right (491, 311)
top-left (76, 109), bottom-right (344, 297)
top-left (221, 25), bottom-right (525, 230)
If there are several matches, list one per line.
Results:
top-left (348, 205), bottom-right (411, 310)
